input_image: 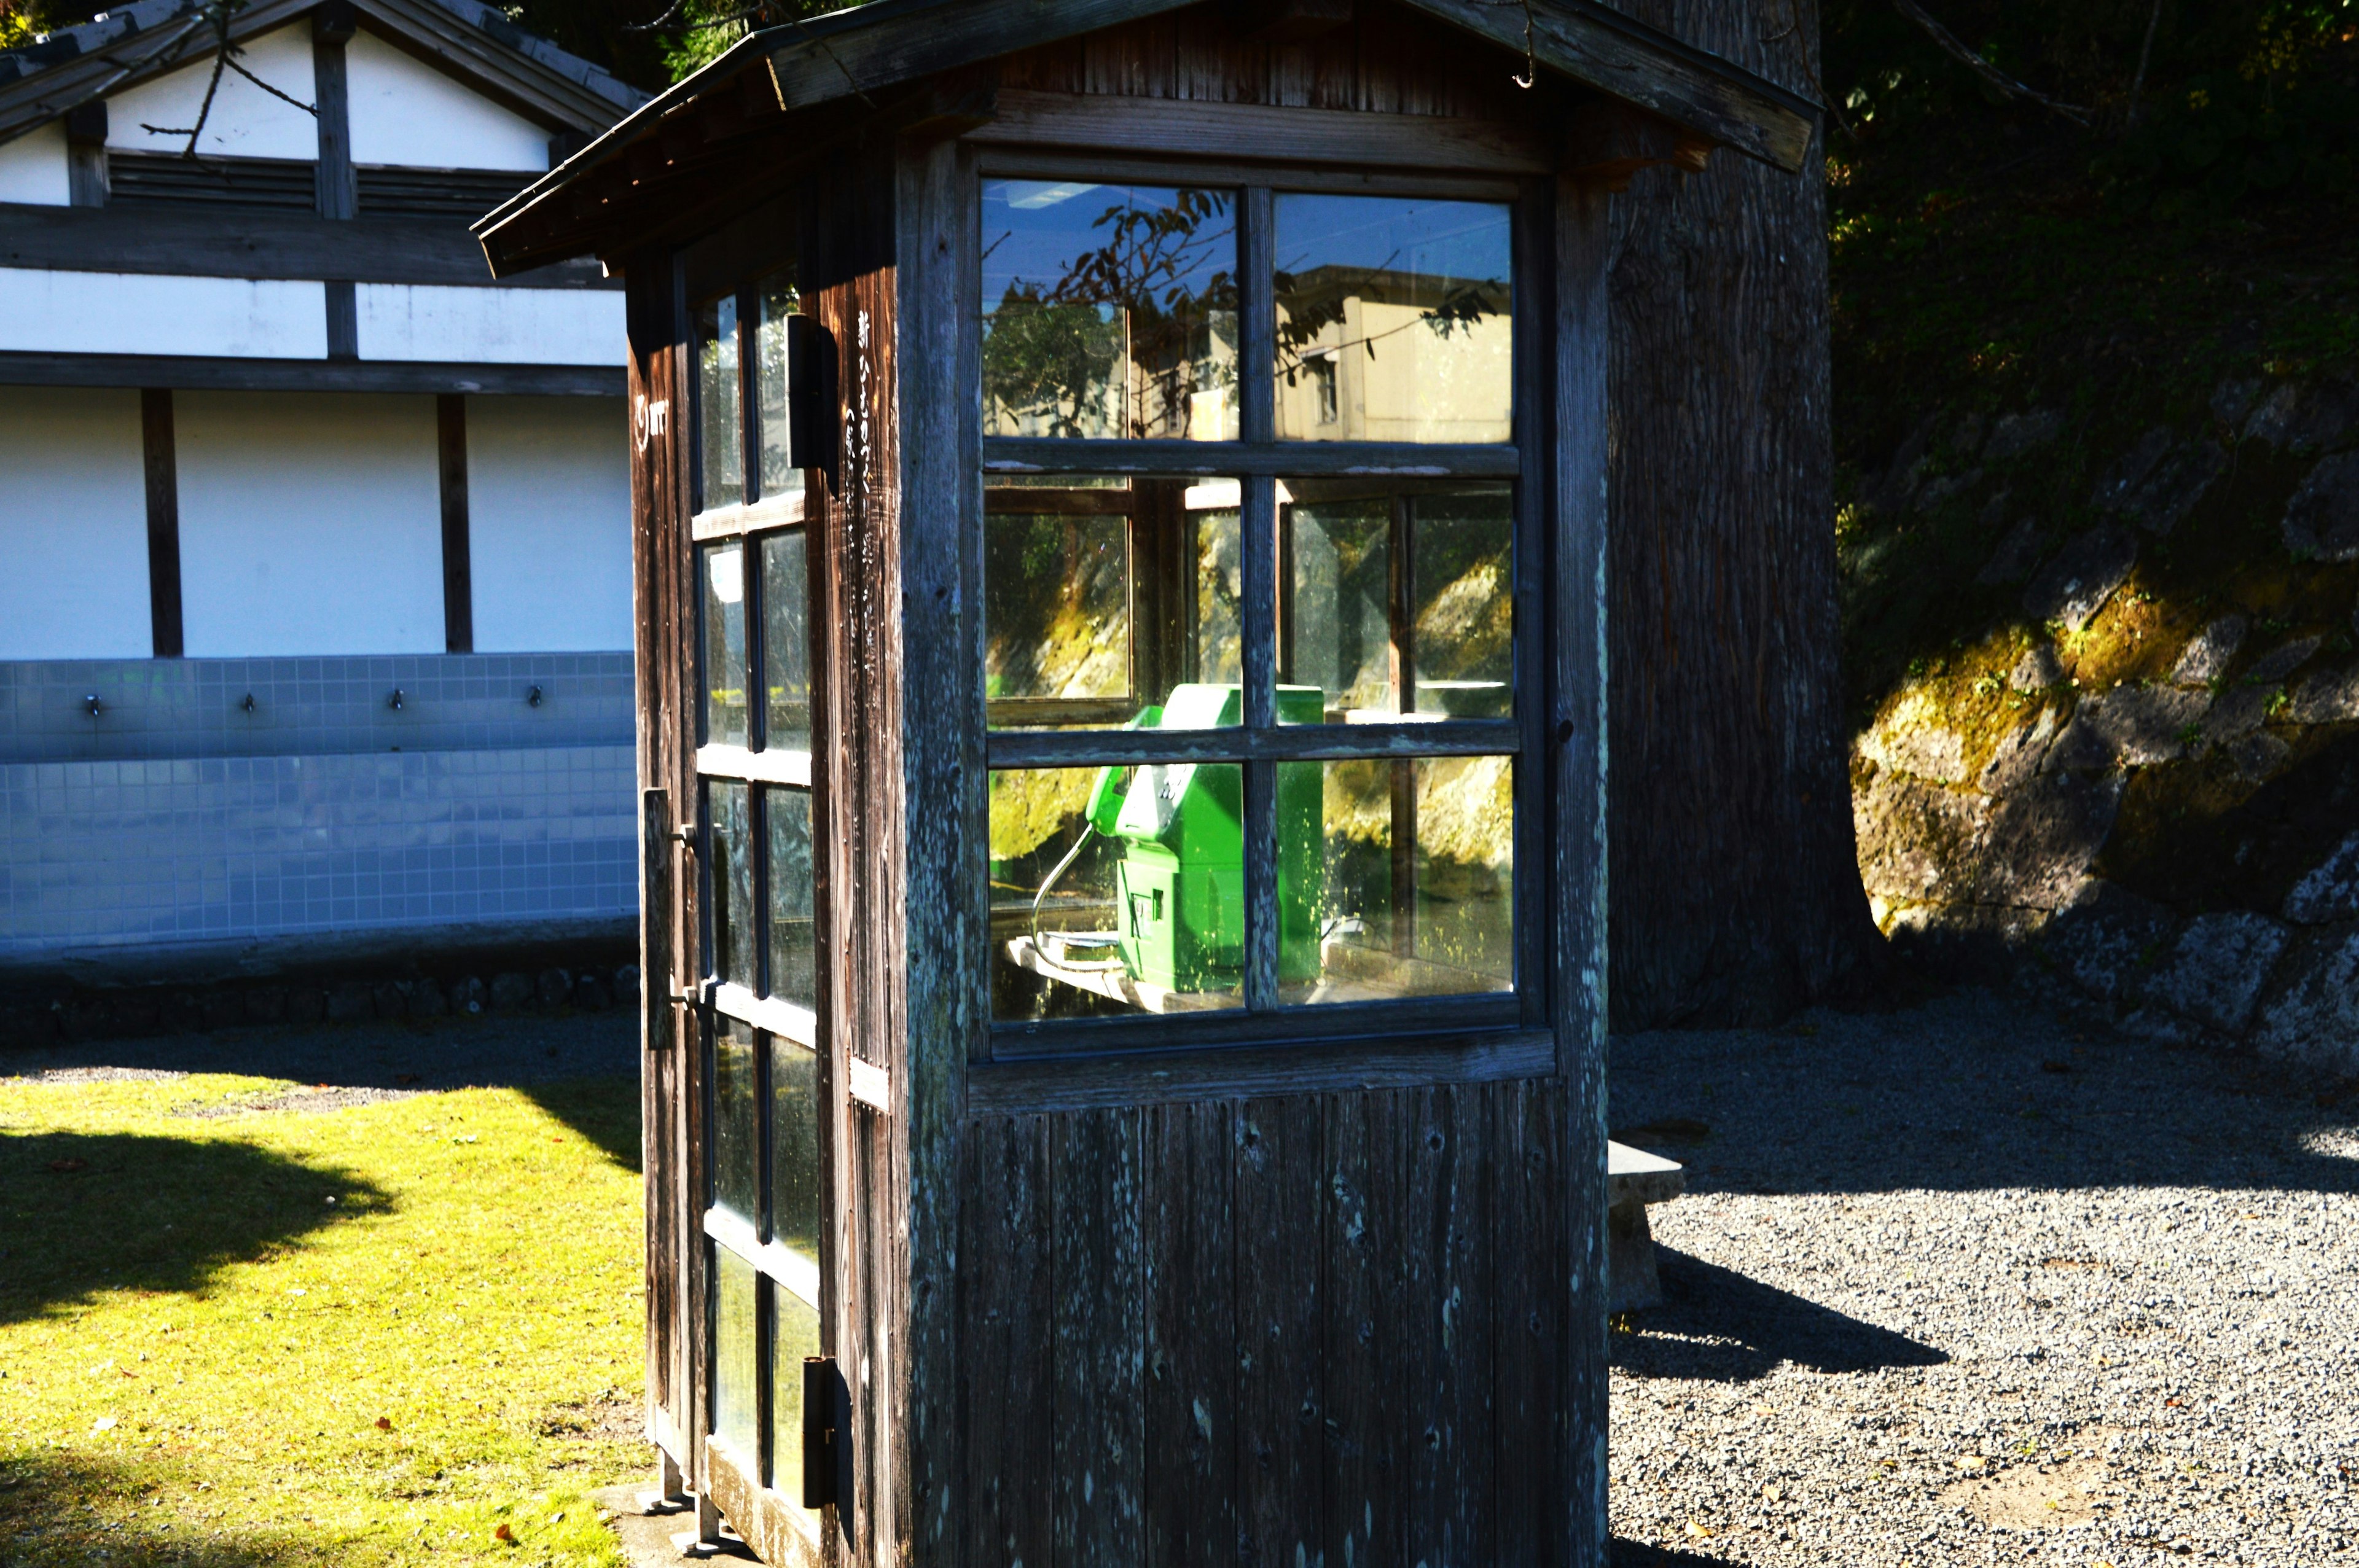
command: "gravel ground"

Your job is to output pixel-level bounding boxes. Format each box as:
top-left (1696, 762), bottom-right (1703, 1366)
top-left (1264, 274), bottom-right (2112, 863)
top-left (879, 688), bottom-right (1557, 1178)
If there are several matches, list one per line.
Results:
top-left (1608, 989), bottom-right (2359, 1567)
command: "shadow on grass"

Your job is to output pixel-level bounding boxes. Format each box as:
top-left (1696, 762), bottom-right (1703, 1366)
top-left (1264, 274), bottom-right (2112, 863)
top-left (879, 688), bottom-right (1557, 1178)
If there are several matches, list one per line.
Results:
top-left (1610, 1247), bottom-right (1949, 1384)
top-left (0, 1441), bottom-right (294, 1566)
top-left (0, 1130), bottom-right (388, 1326)
top-left (517, 1075), bottom-right (641, 1175)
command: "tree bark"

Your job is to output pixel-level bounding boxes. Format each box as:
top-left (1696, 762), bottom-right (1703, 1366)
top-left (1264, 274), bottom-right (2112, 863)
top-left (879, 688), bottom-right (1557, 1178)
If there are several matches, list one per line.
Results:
top-left (1600, 0), bottom-right (1881, 1028)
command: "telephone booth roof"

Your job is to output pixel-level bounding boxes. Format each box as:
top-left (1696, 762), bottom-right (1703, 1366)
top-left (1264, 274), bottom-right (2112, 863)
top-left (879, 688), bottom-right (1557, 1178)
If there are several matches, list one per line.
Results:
top-left (474, 0), bottom-right (1813, 278)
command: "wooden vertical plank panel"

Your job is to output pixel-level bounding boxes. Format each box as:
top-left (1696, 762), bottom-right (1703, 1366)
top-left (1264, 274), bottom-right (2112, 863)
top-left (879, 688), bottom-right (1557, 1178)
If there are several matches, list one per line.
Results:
top-left (962, 1117), bottom-right (1054, 1568)
top-left (437, 393), bottom-right (474, 654)
top-left (1052, 1109), bottom-right (1147, 1560)
top-left (1511, 175), bottom-right (1552, 1021)
top-left (1234, 1096), bottom-right (1321, 1568)
top-left (1554, 174), bottom-right (1615, 1568)
top-left (1402, 1086), bottom-right (1494, 1568)
top-left (1320, 1091), bottom-right (1402, 1568)
top-left (1142, 1099), bottom-right (1237, 1568)
top-left (1491, 1077), bottom-right (1567, 1566)
top-left (895, 131), bottom-right (975, 1566)
top-left (139, 388), bottom-right (182, 658)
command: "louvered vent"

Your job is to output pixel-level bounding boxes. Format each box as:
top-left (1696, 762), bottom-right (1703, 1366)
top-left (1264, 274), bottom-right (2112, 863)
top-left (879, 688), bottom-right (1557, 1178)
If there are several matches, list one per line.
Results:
top-left (356, 166), bottom-right (535, 220)
top-left (108, 153), bottom-right (316, 209)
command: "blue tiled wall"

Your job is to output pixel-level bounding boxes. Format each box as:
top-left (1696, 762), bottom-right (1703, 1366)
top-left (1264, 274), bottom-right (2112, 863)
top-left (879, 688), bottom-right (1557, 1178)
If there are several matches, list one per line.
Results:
top-left (0, 654), bottom-right (638, 960)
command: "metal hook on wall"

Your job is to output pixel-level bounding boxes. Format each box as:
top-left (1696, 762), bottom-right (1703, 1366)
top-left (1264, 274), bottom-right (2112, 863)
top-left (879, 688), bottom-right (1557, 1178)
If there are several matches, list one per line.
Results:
top-left (387, 689), bottom-right (405, 712)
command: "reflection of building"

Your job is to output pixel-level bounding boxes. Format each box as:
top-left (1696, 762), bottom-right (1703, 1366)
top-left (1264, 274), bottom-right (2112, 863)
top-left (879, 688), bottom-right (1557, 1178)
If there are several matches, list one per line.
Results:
top-left (0, 0), bottom-right (646, 976)
top-left (1273, 263), bottom-right (1513, 443)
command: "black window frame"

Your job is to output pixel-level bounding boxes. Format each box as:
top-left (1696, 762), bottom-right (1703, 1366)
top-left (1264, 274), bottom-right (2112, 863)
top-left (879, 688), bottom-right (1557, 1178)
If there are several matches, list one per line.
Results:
top-left (973, 158), bottom-right (1551, 1060)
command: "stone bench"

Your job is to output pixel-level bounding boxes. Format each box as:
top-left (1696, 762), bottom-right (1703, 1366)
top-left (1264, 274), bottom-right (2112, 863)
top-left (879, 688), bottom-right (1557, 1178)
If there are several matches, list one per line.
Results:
top-left (1607, 1139), bottom-right (1685, 1313)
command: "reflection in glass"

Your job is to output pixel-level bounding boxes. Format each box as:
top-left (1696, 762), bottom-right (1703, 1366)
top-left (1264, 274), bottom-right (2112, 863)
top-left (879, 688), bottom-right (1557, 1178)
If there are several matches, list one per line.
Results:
top-left (771, 1037), bottom-right (820, 1264)
top-left (985, 502), bottom-right (1130, 703)
top-left (982, 478), bottom-right (1245, 731)
top-left (712, 1245), bottom-right (758, 1459)
top-left (712, 1016), bottom-right (757, 1223)
top-left (710, 781), bottom-right (754, 989)
top-left (761, 531), bottom-right (810, 750)
top-left (769, 1282), bottom-right (824, 1508)
top-left (767, 787), bottom-right (815, 1008)
top-left (702, 542), bottom-right (748, 747)
top-left (1272, 195), bottom-right (1512, 443)
top-left (698, 294), bottom-right (743, 510)
top-left (1281, 481), bottom-right (1513, 722)
top-left (981, 181), bottom-right (1238, 440)
top-left (1277, 756), bottom-right (1514, 1003)
top-left (1409, 487), bottom-right (1513, 719)
top-left (756, 275), bottom-right (804, 503)
top-left (988, 765), bottom-right (1246, 1019)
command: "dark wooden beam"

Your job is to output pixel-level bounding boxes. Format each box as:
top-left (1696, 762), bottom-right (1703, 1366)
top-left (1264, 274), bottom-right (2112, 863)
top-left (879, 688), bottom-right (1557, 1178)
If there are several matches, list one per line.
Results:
top-left (1560, 98), bottom-right (1711, 190)
top-left (1402, 0), bottom-right (1815, 172)
top-left (0, 202), bottom-right (618, 289)
top-left (313, 3), bottom-right (359, 220)
top-left (324, 280), bottom-right (359, 360)
top-left (62, 99), bottom-right (107, 208)
top-left (1223, 0), bottom-right (1353, 44)
top-left (437, 393), bottom-right (474, 653)
top-left (0, 352), bottom-right (624, 396)
top-left (139, 388), bottom-right (183, 659)
top-left (962, 90), bottom-right (1551, 174)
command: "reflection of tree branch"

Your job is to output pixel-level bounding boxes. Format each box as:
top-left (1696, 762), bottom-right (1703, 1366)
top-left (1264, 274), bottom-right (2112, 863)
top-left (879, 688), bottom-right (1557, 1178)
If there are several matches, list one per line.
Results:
top-left (1274, 290), bottom-right (1501, 386)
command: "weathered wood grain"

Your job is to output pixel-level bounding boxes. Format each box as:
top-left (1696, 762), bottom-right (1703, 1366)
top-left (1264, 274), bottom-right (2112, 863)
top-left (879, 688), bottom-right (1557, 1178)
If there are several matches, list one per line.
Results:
top-left (1141, 1098), bottom-right (1237, 1568)
top-left (1491, 1077), bottom-right (1568, 1565)
top-left (961, 1116), bottom-right (1054, 1568)
top-left (963, 88), bottom-right (1550, 171)
top-left (1051, 1109), bottom-right (1147, 1559)
top-left (1319, 1091), bottom-right (1403, 1568)
top-left (1234, 1096), bottom-right (1321, 1568)
top-left (969, 1027), bottom-right (1552, 1114)
top-left (1554, 174), bottom-right (1614, 1568)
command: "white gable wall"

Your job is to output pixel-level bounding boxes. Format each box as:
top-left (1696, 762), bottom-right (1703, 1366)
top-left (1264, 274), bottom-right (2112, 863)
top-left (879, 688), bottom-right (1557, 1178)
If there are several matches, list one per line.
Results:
top-left (105, 23), bottom-right (318, 160)
top-left (0, 270), bottom-right (328, 357)
top-left (348, 30), bottom-right (548, 171)
top-left (176, 392), bottom-right (445, 657)
top-left (466, 396), bottom-right (631, 652)
top-left (356, 283), bottom-right (622, 365)
top-left (0, 387), bottom-right (152, 659)
top-left (0, 123), bottom-right (70, 206)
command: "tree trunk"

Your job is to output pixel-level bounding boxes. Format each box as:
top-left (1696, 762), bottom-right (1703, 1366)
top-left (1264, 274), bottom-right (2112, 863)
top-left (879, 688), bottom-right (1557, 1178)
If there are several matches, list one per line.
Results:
top-left (1601, 0), bottom-right (1881, 1028)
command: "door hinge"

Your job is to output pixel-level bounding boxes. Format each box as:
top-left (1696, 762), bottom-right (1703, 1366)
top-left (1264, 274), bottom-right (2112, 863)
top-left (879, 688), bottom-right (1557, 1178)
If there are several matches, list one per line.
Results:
top-left (802, 1355), bottom-right (842, 1510)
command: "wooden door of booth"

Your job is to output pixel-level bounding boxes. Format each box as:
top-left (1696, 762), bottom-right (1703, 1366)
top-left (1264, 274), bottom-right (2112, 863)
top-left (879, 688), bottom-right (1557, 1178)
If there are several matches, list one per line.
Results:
top-left (633, 217), bottom-right (891, 1567)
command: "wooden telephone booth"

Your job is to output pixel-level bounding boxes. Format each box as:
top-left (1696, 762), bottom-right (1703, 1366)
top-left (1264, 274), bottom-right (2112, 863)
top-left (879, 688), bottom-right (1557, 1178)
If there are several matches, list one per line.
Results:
top-left (476, 4), bottom-right (1809, 1563)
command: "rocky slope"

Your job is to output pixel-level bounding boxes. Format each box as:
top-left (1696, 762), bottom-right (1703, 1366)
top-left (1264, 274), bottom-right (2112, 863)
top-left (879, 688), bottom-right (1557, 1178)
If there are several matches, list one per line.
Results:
top-left (1847, 370), bottom-right (2359, 1072)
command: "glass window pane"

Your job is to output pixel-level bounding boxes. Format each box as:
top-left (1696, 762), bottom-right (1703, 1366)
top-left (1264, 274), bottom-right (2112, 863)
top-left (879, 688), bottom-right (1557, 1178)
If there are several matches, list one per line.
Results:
top-left (990, 765), bottom-right (1245, 1019)
top-left (710, 781), bottom-right (755, 989)
top-left (1280, 756), bottom-right (1514, 1003)
top-left (702, 542), bottom-right (749, 747)
top-left (1410, 486), bottom-right (1514, 719)
top-left (761, 531), bottom-right (810, 751)
top-left (767, 786), bottom-right (816, 1010)
top-left (1272, 195), bottom-right (1512, 443)
top-left (698, 294), bottom-right (743, 510)
top-left (1280, 480), bottom-right (1513, 722)
top-left (771, 1037), bottom-right (821, 1265)
top-left (756, 273), bottom-right (804, 504)
top-left (984, 477), bottom-right (1241, 732)
top-left (712, 1245), bottom-right (758, 1460)
top-left (981, 182), bottom-right (1238, 441)
top-left (712, 1015), bottom-right (757, 1223)
top-left (769, 1282), bottom-right (824, 1510)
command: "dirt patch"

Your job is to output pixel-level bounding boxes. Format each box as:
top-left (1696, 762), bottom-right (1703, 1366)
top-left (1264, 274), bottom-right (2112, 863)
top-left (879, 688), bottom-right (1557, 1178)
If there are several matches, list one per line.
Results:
top-left (173, 1085), bottom-right (424, 1118)
top-left (1941, 1453), bottom-right (2115, 1530)
top-left (538, 1389), bottom-right (642, 1444)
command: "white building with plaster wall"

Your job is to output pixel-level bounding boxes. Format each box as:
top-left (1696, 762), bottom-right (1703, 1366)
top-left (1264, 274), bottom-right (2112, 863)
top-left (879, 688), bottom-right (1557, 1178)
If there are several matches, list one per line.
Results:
top-left (0, 0), bottom-right (647, 979)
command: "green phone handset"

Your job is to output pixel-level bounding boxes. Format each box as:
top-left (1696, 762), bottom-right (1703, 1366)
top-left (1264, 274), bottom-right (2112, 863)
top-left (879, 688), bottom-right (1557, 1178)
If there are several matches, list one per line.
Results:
top-left (1033, 706), bottom-right (1162, 961)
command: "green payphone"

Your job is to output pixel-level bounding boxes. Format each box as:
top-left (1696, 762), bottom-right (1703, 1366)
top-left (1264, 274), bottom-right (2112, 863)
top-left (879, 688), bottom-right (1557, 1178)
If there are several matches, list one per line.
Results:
top-left (1043, 683), bottom-right (1324, 996)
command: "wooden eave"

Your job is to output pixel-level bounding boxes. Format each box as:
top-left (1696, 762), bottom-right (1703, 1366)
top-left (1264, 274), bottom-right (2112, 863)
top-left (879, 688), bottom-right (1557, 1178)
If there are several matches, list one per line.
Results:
top-left (0, 0), bottom-right (638, 149)
top-left (475, 0), bottom-right (1816, 279)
